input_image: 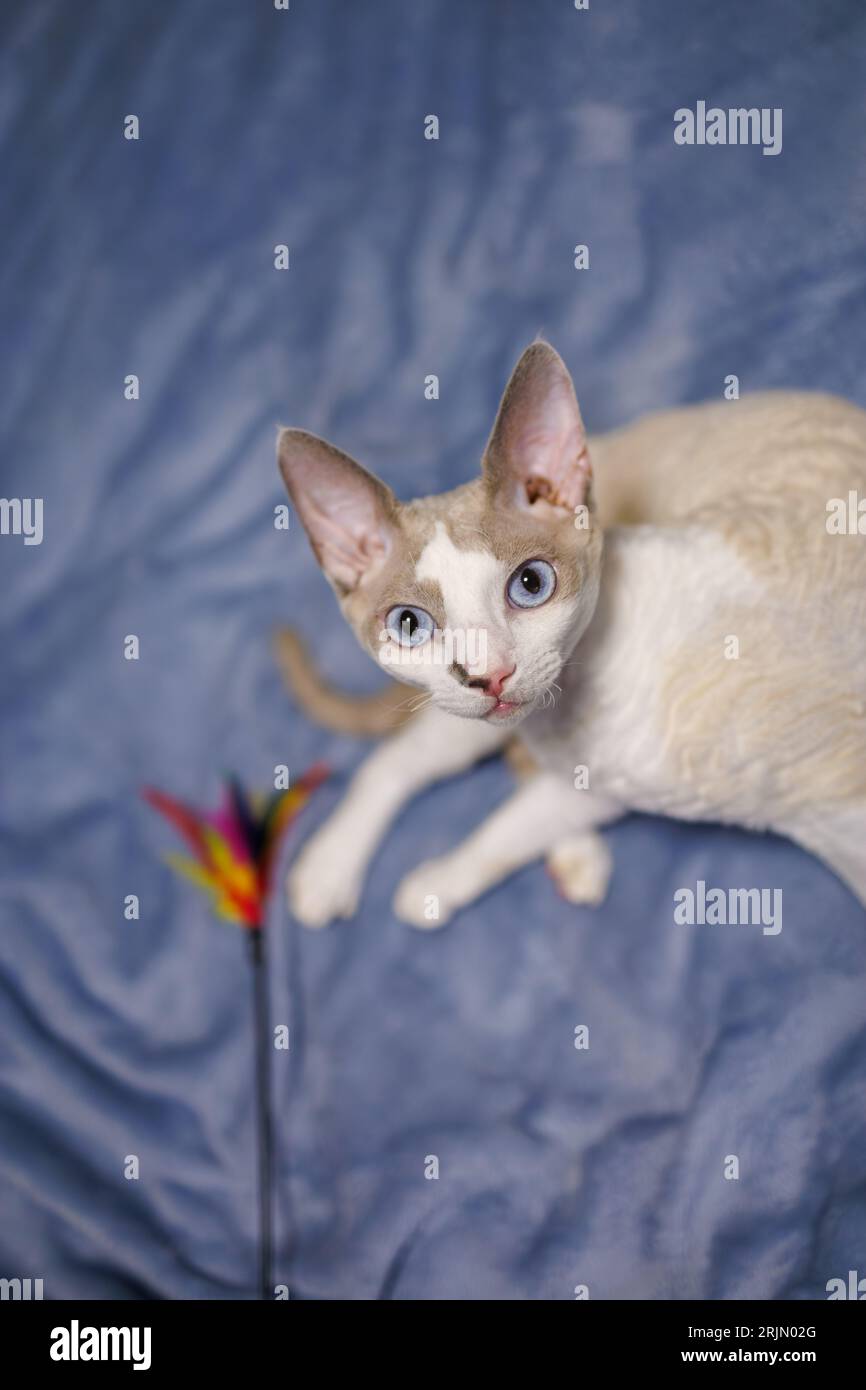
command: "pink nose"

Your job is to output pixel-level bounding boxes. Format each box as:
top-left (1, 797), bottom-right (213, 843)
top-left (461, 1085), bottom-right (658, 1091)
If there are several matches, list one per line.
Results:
top-left (469, 664), bottom-right (515, 699)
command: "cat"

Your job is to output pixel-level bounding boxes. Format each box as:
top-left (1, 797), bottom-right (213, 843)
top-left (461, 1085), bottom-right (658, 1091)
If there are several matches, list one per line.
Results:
top-left (277, 341), bottom-right (866, 928)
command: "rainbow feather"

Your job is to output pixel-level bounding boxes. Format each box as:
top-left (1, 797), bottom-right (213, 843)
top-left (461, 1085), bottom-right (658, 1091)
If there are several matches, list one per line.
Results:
top-left (143, 763), bottom-right (328, 927)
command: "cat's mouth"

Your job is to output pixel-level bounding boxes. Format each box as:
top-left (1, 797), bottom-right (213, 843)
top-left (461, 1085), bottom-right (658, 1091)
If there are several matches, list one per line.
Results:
top-left (434, 687), bottom-right (536, 723)
top-left (484, 697), bottom-right (525, 722)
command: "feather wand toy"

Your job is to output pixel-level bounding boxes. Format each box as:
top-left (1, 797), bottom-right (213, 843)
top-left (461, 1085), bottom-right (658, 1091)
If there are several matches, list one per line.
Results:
top-left (143, 764), bottom-right (328, 1299)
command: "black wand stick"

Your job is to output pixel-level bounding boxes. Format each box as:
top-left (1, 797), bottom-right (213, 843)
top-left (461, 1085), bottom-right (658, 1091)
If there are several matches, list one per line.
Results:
top-left (249, 926), bottom-right (273, 1301)
top-left (142, 768), bottom-right (330, 1302)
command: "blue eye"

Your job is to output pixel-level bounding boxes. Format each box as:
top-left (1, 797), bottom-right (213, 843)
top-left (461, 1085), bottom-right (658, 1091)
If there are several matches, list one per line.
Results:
top-left (506, 559), bottom-right (556, 609)
top-left (386, 605), bottom-right (435, 646)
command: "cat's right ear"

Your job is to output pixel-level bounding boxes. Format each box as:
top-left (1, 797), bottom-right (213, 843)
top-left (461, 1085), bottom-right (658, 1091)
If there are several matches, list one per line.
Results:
top-left (482, 341), bottom-right (592, 516)
top-left (277, 429), bottom-right (398, 593)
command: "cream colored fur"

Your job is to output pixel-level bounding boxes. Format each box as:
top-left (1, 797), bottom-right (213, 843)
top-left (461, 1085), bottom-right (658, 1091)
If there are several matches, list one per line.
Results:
top-left (279, 347), bottom-right (866, 928)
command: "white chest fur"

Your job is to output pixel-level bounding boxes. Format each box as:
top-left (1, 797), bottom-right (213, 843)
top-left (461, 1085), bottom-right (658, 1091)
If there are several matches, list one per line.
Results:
top-left (521, 524), bottom-right (768, 825)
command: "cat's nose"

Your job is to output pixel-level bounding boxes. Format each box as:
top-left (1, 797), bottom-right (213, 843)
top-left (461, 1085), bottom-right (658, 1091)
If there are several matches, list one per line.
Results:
top-left (467, 664), bottom-right (515, 699)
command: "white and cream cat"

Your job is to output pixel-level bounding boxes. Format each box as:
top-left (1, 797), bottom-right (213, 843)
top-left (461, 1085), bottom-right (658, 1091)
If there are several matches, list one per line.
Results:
top-left (277, 342), bottom-right (866, 928)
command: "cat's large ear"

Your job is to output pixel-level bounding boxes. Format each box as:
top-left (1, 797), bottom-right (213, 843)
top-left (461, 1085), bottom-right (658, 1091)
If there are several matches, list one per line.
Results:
top-left (482, 342), bottom-right (592, 515)
top-left (278, 429), bottom-right (399, 593)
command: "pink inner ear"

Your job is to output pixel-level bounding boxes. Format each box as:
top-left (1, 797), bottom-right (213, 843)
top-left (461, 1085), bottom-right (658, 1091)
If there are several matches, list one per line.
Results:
top-left (278, 429), bottom-right (396, 592)
top-left (485, 343), bottom-right (593, 515)
top-left (523, 434), bottom-right (592, 511)
top-left (305, 491), bottom-right (390, 590)
top-left (516, 388), bottom-right (592, 511)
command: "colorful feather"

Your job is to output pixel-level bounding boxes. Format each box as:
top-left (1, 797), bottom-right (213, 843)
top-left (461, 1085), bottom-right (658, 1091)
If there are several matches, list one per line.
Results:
top-left (144, 767), bottom-right (328, 928)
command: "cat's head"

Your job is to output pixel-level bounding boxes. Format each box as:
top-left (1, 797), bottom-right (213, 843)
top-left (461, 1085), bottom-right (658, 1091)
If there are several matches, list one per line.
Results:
top-left (278, 341), bottom-right (602, 727)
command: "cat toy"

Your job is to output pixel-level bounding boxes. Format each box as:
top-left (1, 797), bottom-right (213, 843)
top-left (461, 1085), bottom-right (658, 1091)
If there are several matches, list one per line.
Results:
top-left (143, 764), bottom-right (328, 1299)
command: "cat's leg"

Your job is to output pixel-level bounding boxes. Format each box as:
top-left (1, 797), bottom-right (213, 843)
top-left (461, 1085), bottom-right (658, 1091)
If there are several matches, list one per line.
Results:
top-left (393, 773), bottom-right (622, 927)
top-left (782, 801), bottom-right (866, 908)
top-left (288, 706), bottom-right (508, 928)
top-left (546, 832), bottom-right (613, 906)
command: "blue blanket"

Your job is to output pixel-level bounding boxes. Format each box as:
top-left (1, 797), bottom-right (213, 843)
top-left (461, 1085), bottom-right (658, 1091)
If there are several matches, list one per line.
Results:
top-left (1, 0), bottom-right (864, 1300)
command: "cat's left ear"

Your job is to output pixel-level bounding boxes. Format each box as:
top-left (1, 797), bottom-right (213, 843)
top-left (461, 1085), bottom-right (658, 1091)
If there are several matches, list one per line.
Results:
top-left (277, 428), bottom-right (398, 593)
top-left (482, 341), bottom-right (592, 515)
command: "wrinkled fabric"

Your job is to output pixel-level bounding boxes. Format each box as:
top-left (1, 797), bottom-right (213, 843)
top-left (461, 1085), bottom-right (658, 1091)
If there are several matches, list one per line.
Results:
top-left (1, 0), bottom-right (864, 1301)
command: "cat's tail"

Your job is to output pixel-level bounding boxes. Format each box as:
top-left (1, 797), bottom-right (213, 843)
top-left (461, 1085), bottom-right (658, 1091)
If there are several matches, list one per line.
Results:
top-left (272, 627), bottom-right (417, 736)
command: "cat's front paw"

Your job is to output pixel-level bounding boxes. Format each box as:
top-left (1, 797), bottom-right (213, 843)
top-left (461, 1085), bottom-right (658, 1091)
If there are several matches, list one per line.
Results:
top-left (546, 833), bottom-right (612, 906)
top-left (393, 857), bottom-right (459, 929)
top-left (287, 829), bottom-right (363, 928)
